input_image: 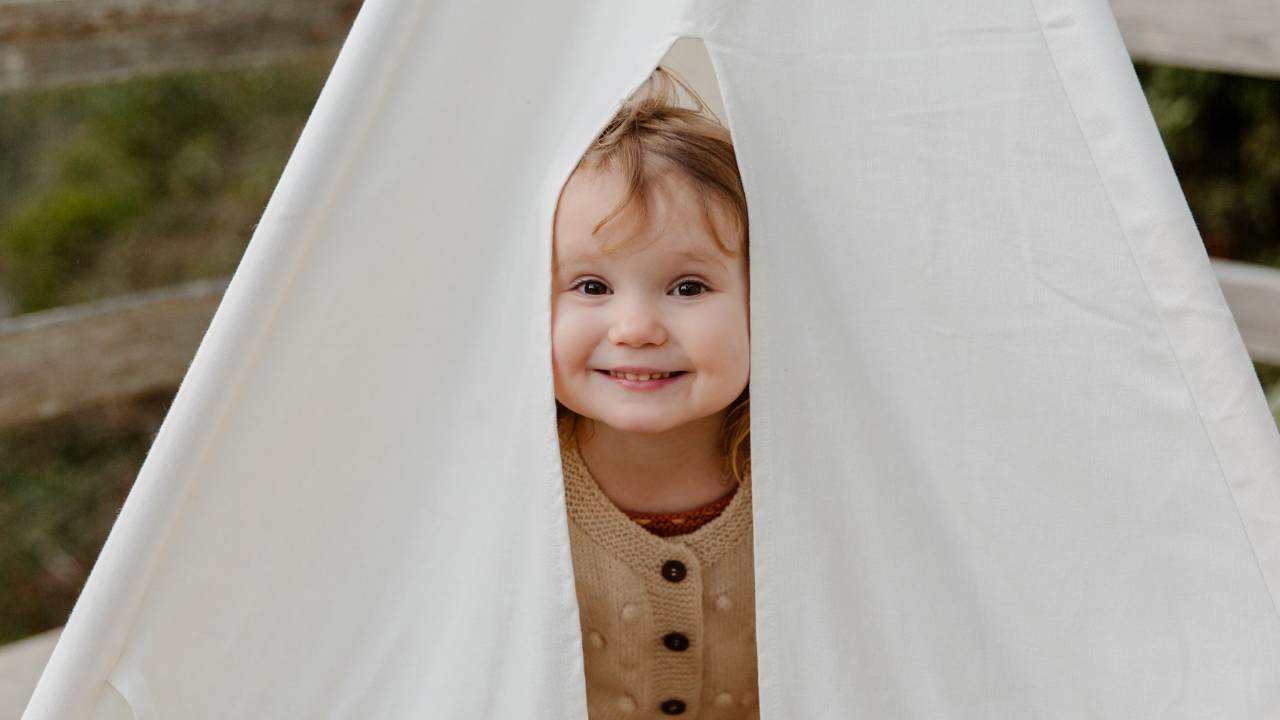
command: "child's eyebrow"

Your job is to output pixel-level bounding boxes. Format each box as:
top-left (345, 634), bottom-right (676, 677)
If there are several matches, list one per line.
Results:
top-left (555, 247), bottom-right (727, 271)
top-left (673, 248), bottom-right (727, 268)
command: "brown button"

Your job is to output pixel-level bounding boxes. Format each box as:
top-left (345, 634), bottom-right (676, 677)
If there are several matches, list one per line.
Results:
top-left (660, 698), bottom-right (686, 715)
top-left (661, 560), bottom-right (687, 582)
top-left (662, 632), bottom-right (690, 651)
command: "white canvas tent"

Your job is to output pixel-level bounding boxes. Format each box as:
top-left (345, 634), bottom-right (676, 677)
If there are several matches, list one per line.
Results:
top-left (24, 0), bottom-right (1280, 717)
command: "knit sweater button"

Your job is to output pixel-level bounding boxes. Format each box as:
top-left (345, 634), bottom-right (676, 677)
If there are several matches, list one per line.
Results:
top-left (662, 631), bottom-right (690, 651)
top-left (620, 603), bottom-right (640, 621)
top-left (661, 560), bottom-right (687, 582)
top-left (617, 695), bottom-right (637, 713)
top-left (714, 594), bottom-right (732, 611)
top-left (714, 692), bottom-right (734, 706)
top-left (588, 630), bottom-right (606, 649)
top-left (659, 698), bottom-right (687, 715)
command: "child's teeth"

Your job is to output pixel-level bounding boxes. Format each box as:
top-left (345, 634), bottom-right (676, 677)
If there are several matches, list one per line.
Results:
top-left (611, 371), bottom-right (673, 381)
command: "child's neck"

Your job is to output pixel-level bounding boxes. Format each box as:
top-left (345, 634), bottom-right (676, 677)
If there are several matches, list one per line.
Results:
top-left (575, 411), bottom-right (735, 515)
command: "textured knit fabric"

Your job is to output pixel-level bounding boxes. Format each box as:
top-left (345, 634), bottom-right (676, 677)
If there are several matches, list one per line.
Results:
top-left (623, 486), bottom-right (737, 537)
top-left (558, 415), bottom-right (760, 719)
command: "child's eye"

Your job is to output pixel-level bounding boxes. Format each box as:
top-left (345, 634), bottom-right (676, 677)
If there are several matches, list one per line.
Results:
top-left (672, 279), bottom-right (708, 297)
top-left (570, 279), bottom-right (609, 296)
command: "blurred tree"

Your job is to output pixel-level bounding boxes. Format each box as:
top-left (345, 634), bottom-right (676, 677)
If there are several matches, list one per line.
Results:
top-left (0, 54), bottom-right (331, 313)
top-left (0, 392), bottom-right (171, 644)
top-left (1135, 62), bottom-right (1280, 268)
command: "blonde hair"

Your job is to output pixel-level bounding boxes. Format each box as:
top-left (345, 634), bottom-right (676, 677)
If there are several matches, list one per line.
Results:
top-left (554, 65), bottom-right (751, 486)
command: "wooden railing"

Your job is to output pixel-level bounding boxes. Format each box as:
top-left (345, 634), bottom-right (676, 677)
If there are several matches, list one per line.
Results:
top-left (1108, 0), bottom-right (1280, 78)
top-left (1214, 259), bottom-right (1280, 365)
top-left (0, 0), bottom-right (1276, 97)
top-left (0, 0), bottom-right (359, 94)
top-left (0, 278), bottom-right (226, 429)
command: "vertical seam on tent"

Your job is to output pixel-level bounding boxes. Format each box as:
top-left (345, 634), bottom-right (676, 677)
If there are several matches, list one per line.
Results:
top-left (88, 0), bottom-right (439, 703)
top-left (547, 419), bottom-right (587, 720)
top-left (1026, 0), bottom-right (1280, 624)
top-left (703, 31), bottom-right (778, 720)
top-left (106, 662), bottom-right (156, 720)
top-left (545, 30), bottom-right (696, 718)
top-left (545, 165), bottom-right (586, 719)
top-left (545, 210), bottom-right (587, 718)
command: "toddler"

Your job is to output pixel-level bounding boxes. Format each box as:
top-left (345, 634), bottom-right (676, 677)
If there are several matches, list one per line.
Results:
top-left (552, 65), bottom-right (757, 719)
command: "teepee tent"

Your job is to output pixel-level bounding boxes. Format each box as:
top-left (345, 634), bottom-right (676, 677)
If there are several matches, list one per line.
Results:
top-left (24, 0), bottom-right (1280, 717)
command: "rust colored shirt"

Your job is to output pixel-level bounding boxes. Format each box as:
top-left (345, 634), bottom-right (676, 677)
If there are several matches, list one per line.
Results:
top-left (622, 487), bottom-right (738, 537)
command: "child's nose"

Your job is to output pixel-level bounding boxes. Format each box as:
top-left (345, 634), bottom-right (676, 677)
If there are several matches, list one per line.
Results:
top-left (608, 298), bottom-right (667, 346)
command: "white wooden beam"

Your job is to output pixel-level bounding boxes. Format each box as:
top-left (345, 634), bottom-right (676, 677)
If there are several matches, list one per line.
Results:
top-left (1212, 257), bottom-right (1280, 366)
top-left (0, 276), bottom-right (225, 429)
top-left (0, 0), bottom-right (356, 94)
top-left (1109, 0), bottom-right (1280, 77)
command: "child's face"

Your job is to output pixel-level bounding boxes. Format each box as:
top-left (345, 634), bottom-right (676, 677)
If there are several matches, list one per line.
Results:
top-left (552, 164), bottom-right (750, 434)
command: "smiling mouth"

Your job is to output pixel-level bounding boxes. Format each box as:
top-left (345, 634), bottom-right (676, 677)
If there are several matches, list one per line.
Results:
top-left (596, 370), bottom-right (688, 381)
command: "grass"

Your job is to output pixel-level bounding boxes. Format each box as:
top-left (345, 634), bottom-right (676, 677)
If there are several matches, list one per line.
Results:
top-left (0, 391), bottom-right (172, 644)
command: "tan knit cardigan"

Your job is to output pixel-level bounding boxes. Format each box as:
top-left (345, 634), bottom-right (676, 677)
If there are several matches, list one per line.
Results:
top-left (558, 416), bottom-right (760, 719)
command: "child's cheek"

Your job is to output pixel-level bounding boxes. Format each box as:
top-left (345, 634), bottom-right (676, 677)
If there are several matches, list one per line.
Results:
top-left (550, 315), bottom-right (588, 378)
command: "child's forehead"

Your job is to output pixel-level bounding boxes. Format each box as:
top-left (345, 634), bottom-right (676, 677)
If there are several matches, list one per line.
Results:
top-left (553, 172), bottom-right (741, 267)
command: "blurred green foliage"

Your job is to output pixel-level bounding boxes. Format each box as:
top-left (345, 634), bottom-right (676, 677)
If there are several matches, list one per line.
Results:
top-left (1261, 364), bottom-right (1280, 428)
top-left (1134, 62), bottom-right (1280, 428)
top-left (0, 393), bottom-right (170, 643)
top-left (0, 53), bottom-right (331, 313)
top-left (1135, 62), bottom-right (1280, 267)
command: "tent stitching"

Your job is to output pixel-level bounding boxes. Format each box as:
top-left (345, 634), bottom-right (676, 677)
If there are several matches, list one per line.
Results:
top-left (1027, 0), bottom-right (1280, 625)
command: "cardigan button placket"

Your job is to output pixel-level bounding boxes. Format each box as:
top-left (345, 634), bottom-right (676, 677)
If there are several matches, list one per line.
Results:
top-left (650, 551), bottom-right (702, 716)
top-left (559, 417), bottom-right (749, 720)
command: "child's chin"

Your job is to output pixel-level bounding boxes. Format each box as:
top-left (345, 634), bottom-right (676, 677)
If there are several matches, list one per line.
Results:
top-left (599, 413), bottom-right (686, 435)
